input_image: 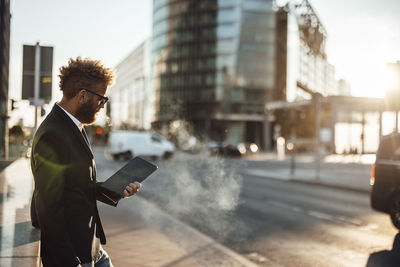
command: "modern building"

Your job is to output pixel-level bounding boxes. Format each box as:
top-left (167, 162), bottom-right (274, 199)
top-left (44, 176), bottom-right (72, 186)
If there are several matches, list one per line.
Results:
top-left (0, 0), bottom-right (10, 158)
top-left (151, 0), bottom-right (342, 149)
top-left (110, 39), bottom-right (153, 130)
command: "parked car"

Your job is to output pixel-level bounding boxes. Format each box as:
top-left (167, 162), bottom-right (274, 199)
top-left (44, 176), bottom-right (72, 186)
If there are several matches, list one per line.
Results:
top-left (208, 142), bottom-right (241, 157)
top-left (108, 131), bottom-right (175, 160)
top-left (237, 142), bottom-right (259, 155)
top-left (370, 132), bottom-right (400, 229)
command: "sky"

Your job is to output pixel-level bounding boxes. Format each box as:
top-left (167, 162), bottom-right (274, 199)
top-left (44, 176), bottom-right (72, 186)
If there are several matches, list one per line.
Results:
top-left (7, 0), bottom-right (400, 126)
top-left (310, 0), bottom-right (400, 98)
top-left (9, 0), bottom-right (153, 126)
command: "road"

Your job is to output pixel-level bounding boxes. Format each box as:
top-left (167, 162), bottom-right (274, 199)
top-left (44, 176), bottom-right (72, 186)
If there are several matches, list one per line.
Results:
top-left (93, 147), bottom-right (399, 266)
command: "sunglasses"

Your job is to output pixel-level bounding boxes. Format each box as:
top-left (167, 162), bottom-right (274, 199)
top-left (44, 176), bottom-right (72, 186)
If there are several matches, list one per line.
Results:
top-left (81, 88), bottom-right (109, 105)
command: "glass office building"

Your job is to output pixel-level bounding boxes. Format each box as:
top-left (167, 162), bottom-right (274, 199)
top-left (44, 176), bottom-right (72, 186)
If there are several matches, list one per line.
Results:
top-left (152, 0), bottom-right (278, 146)
top-left (152, 0), bottom-right (338, 147)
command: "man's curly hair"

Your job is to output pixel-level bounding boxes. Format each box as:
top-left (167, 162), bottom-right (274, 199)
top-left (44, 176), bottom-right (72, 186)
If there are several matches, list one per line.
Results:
top-left (59, 57), bottom-right (115, 99)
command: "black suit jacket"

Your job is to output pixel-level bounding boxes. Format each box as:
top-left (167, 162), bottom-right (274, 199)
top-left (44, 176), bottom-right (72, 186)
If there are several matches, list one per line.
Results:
top-left (30, 104), bottom-right (116, 267)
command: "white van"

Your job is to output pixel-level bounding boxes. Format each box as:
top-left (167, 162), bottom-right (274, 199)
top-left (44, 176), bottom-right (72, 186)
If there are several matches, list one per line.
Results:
top-left (108, 131), bottom-right (174, 160)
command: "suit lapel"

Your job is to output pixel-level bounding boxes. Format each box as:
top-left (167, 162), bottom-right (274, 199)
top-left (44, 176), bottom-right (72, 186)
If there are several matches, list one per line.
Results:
top-left (52, 104), bottom-right (94, 159)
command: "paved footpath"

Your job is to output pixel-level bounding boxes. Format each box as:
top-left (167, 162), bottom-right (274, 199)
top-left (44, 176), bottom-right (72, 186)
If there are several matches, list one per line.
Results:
top-left (243, 152), bottom-right (373, 193)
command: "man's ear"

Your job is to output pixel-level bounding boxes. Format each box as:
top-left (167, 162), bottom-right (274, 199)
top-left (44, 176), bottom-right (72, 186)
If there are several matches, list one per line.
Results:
top-left (77, 90), bottom-right (86, 103)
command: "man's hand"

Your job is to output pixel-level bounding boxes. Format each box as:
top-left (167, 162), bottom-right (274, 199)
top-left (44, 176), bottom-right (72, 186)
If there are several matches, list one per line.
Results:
top-left (123, 181), bottom-right (142, 198)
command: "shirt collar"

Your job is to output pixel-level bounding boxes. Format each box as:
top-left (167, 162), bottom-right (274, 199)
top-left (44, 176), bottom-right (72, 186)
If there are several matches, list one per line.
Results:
top-left (56, 102), bottom-right (83, 131)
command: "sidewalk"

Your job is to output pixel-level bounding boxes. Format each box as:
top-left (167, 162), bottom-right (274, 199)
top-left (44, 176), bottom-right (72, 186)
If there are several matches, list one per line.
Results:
top-left (243, 152), bottom-right (373, 193)
top-left (99, 197), bottom-right (259, 267)
top-left (0, 158), bottom-right (40, 266)
top-left (0, 158), bottom-right (257, 267)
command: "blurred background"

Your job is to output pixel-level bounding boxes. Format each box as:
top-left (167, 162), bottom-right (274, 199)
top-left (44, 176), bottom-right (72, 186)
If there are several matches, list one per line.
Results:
top-left (1, 1), bottom-right (400, 266)
top-left (1, 0), bottom-right (399, 159)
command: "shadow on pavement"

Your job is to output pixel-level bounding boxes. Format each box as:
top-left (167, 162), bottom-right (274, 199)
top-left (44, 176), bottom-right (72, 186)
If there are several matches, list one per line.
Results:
top-left (0, 221), bottom-right (40, 251)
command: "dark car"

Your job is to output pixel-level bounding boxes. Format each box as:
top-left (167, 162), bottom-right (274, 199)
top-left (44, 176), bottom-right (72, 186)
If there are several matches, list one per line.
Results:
top-left (208, 142), bottom-right (242, 157)
top-left (371, 133), bottom-right (400, 229)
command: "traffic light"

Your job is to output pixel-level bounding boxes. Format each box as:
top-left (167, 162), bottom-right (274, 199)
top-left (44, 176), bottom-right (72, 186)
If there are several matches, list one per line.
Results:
top-left (96, 127), bottom-right (103, 135)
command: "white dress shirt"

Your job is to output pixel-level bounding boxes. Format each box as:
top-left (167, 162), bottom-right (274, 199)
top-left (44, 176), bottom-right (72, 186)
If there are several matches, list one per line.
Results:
top-left (56, 102), bottom-right (83, 131)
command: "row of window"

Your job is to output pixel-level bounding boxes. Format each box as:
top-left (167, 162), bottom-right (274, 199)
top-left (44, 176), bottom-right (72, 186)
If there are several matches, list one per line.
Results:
top-left (240, 27), bottom-right (275, 44)
top-left (159, 88), bottom-right (217, 102)
top-left (153, 8), bottom-right (241, 37)
top-left (154, 0), bottom-right (239, 10)
top-left (153, 0), bottom-right (273, 23)
top-left (153, 13), bottom-right (218, 36)
top-left (153, 42), bottom-right (237, 61)
top-left (156, 58), bottom-right (217, 74)
top-left (154, 1), bottom-right (219, 23)
top-left (153, 24), bottom-right (237, 50)
top-left (155, 73), bottom-right (273, 99)
top-left (153, 55), bottom-right (236, 75)
top-left (242, 0), bottom-right (273, 12)
top-left (159, 73), bottom-right (216, 87)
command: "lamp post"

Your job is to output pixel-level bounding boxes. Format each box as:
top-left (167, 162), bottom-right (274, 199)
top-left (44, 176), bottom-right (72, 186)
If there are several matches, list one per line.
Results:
top-left (313, 93), bottom-right (322, 181)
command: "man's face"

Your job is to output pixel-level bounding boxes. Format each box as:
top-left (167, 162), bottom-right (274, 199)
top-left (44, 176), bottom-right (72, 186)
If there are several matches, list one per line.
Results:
top-left (76, 83), bottom-right (108, 125)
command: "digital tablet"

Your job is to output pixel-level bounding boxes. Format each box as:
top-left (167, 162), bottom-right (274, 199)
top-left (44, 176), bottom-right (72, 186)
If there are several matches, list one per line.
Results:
top-left (98, 157), bottom-right (158, 206)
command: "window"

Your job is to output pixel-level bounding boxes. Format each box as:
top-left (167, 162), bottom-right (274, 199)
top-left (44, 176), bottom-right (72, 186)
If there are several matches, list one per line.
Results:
top-left (206, 74), bottom-right (215, 85)
top-left (217, 8), bottom-right (235, 23)
top-left (154, 6), bottom-right (168, 22)
top-left (153, 34), bottom-right (167, 50)
top-left (218, 0), bottom-right (238, 8)
top-left (151, 134), bottom-right (162, 143)
top-left (217, 24), bottom-right (237, 38)
top-left (154, 0), bottom-right (168, 10)
top-left (243, 0), bottom-right (273, 12)
top-left (153, 20), bottom-right (168, 37)
top-left (202, 28), bottom-right (217, 39)
top-left (217, 40), bottom-right (236, 54)
top-left (217, 55), bottom-right (235, 71)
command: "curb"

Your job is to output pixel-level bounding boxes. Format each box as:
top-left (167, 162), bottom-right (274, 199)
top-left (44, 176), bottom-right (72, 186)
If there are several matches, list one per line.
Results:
top-left (244, 170), bottom-right (370, 194)
top-left (289, 178), bottom-right (370, 194)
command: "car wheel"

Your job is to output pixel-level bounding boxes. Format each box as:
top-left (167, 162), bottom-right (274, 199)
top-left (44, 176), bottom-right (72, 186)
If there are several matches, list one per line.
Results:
top-left (163, 151), bottom-right (173, 159)
top-left (124, 151), bottom-right (133, 161)
top-left (390, 195), bottom-right (400, 230)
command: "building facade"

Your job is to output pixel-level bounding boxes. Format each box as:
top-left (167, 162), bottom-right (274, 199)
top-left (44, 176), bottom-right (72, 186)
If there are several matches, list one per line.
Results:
top-left (150, 0), bottom-right (342, 148)
top-left (110, 39), bottom-right (153, 130)
top-left (152, 0), bottom-right (281, 147)
top-left (0, 0), bottom-right (10, 158)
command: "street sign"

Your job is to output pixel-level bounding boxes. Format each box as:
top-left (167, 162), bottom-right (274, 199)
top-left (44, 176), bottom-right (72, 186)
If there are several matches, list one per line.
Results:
top-left (22, 44), bottom-right (53, 103)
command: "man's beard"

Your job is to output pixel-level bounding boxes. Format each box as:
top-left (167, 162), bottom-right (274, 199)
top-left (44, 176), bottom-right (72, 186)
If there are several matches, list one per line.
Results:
top-left (75, 100), bottom-right (99, 125)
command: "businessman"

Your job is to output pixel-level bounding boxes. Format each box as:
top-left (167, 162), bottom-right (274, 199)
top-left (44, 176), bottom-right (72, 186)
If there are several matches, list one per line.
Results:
top-left (30, 57), bottom-right (141, 267)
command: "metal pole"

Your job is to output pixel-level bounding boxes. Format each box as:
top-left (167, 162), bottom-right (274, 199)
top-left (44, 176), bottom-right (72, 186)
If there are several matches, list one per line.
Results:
top-left (378, 109), bottom-right (382, 140)
top-left (361, 111), bottom-right (365, 154)
top-left (33, 42), bottom-right (41, 134)
top-left (290, 109), bottom-right (296, 175)
top-left (263, 117), bottom-right (271, 151)
top-left (314, 94), bottom-right (321, 181)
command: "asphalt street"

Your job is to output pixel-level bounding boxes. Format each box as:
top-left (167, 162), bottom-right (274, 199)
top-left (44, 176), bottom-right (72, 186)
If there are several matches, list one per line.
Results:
top-left (93, 147), bottom-right (399, 267)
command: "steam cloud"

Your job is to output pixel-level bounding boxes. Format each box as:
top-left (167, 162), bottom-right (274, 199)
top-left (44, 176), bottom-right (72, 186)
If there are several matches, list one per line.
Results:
top-left (139, 151), bottom-right (250, 244)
